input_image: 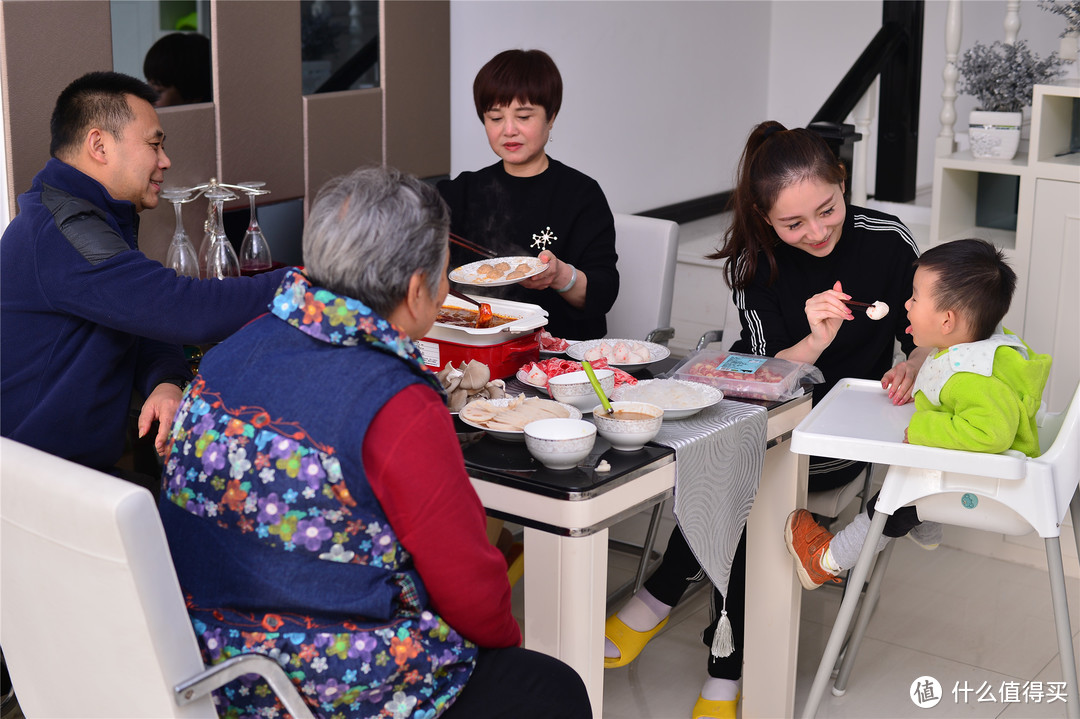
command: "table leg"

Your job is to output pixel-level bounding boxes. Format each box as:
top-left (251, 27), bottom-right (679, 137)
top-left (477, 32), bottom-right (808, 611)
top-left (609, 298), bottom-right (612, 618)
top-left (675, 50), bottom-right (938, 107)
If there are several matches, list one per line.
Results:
top-left (522, 526), bottom-right (609, 719)
top-left (743, 441), bottom-right (808, 718)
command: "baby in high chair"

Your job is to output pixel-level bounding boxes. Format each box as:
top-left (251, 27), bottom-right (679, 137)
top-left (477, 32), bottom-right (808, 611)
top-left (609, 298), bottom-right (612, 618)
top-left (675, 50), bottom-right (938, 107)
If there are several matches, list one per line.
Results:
top-left (786, 238), bottom-right (1052, 589)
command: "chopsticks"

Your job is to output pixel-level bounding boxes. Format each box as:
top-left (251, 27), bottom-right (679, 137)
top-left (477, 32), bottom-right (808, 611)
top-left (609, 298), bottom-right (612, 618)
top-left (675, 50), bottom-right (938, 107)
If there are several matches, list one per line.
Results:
top-left (447, 288), bottom-right (494, 328)
top-left (450, 232), bottom-right (500, 259)
top-left (842, 299), bottom-right (874, 308)
top-left (448, 287), bottom-right (482, 308)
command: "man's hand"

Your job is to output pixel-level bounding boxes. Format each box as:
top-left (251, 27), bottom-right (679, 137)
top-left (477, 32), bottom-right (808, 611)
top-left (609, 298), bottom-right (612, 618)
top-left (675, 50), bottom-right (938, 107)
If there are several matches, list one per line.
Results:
top-left (139, 382), bottom-right (183, 455)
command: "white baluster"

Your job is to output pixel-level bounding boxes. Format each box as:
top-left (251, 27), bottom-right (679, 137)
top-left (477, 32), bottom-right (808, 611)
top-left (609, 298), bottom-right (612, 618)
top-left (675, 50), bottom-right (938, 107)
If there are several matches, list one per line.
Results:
top-left (851, 78), bottom-right (877, 207)
top-left (937, 0), bottom-right (962, 158)
top-left (1004, 0), bottom-right (1021, 44)
top-left (350, 1), bottom-right (362, 34)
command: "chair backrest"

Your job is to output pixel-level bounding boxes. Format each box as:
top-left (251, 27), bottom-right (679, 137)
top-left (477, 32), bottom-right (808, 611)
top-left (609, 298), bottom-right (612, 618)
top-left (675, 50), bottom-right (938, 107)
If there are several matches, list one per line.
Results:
top-left (1036, 381), bottom-right (1080, 525)
top-left (605, 213), bottom-right (679, 340)
top-left (892, 381), bottom-right (1080, 538)
top-left (0, 438), bottom-right (214, 717)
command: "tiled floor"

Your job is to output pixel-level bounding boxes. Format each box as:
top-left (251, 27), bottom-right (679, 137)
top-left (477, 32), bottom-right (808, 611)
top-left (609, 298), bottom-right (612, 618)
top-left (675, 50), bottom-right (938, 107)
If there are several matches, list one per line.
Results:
top-left (510, 503), bottom-right (1080, 719)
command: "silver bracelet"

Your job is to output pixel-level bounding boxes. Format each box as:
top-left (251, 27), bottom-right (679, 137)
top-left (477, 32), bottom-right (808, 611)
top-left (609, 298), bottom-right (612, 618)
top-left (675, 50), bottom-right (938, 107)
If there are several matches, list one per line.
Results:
top-left (555, 265), bottom-right (577, 293)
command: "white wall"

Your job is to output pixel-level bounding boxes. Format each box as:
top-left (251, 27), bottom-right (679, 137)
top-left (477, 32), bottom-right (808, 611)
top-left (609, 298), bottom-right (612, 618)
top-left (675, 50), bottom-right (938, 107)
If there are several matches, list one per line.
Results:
top-left (450, 0), bottom-right (1069, 209)
top-left (448, 0), bottom-right (772, 214)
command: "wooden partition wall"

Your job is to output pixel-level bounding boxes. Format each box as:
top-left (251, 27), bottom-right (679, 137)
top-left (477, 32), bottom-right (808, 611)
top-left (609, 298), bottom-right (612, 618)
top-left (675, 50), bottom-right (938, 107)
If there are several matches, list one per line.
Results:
top-left (0, 0), bottom-right (449, 262)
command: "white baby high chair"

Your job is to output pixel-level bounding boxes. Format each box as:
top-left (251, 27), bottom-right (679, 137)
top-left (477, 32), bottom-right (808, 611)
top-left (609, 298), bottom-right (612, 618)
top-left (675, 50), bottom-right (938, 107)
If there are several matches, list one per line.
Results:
top-left (791, 379), bottom-right (1080, 719)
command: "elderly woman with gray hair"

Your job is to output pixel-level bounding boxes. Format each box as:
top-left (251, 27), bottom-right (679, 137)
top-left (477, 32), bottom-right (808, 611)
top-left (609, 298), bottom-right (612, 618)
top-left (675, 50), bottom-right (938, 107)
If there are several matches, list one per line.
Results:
top-left (159, 166), bottom-right (591, 719)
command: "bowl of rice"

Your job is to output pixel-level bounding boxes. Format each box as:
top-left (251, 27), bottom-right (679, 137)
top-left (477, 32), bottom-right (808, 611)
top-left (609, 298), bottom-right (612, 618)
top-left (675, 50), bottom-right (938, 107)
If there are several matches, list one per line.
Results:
top-left (609, 379), bottom-right (723, 419)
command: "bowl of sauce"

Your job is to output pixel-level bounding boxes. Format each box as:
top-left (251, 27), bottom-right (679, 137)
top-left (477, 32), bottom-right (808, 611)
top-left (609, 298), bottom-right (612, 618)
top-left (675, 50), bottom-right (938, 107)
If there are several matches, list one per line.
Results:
top-left (591, 401), bottom-right (664, 451)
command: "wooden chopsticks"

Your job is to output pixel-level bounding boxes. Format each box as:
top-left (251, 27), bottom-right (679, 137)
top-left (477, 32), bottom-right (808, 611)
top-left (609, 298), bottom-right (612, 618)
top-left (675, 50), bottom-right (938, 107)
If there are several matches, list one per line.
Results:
top-left (450, 232), bottom-right (499, 259)
top-left (842, 299), bottom-right (873, 308)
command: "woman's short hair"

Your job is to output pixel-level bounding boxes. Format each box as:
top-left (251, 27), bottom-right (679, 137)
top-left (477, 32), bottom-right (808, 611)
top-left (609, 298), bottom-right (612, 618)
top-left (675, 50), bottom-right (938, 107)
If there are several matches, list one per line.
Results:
top-left (50, 71), bottom-right (159, 160)
top-left (472, 49), bottom-right (562, 122)
top-left (914, 238), bottom-right (1016, 341)
top-left (302, 166), bottom-right (449, 318)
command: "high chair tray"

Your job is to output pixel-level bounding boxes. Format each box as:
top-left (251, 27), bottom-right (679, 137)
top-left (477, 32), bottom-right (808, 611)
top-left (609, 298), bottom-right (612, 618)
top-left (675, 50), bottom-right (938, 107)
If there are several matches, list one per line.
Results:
top-left (791, 379), bottom-right (1026, 480)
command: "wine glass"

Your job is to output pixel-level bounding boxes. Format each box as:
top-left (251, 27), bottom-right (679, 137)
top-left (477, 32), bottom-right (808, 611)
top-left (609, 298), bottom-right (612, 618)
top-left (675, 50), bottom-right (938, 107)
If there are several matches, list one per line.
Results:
top-left (237, 181), bottom-right (272, 275)
top-left (161, 188), bottom-right (198, 278)
top-left (202, 186), bottom-right (240, 279)
top-left (197, 191), bottom-right (217, 277)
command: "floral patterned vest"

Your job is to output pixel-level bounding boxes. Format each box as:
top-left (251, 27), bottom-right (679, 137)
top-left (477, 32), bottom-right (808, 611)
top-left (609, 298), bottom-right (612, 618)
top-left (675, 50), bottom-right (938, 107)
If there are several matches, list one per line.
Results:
top-left (160, 271), bottom-right (474, 719)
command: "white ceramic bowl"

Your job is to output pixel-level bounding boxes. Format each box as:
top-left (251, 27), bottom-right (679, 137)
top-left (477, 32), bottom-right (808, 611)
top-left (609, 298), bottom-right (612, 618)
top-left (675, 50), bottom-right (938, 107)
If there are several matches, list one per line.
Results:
top-left (591, 401), bottom-right (664, 451)
top-left (547, 370), bottom-right (615, 413)
top-left (524, 418), bottom-right (597, 470)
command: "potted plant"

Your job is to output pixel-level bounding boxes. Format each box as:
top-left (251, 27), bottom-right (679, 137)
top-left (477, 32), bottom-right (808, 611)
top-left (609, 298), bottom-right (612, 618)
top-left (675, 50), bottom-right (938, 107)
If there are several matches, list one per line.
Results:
top-left (1039, 0), bottom-right (1080, 78)
top-left (957, 40), bottom-right (1065, 159)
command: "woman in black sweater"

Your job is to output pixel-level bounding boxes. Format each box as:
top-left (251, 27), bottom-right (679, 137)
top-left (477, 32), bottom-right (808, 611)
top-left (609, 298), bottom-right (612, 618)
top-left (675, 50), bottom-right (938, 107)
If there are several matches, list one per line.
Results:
top-left (438, 49), bottom-right (618, 340)
top-left (604, 122), bottom-right (931, 719)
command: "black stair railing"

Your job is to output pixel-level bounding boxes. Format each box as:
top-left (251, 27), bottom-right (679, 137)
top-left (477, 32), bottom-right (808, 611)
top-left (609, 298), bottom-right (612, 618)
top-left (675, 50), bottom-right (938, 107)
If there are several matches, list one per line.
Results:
top-left (812, 1), bottom-right (924, 203)
top-left (314, 35), bottom-right (380, 94)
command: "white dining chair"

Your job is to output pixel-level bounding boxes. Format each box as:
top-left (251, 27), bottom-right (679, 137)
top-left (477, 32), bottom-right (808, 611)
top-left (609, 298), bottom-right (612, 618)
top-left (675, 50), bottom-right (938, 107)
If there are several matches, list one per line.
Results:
top-left (0, 437), bottom-right (315, 718)
top-left (796, 381), bottom-right (1080, 719)
top-left (605, 213), bottom-right (679, 345)
top-left (600, 214), bottom-right (679, 600)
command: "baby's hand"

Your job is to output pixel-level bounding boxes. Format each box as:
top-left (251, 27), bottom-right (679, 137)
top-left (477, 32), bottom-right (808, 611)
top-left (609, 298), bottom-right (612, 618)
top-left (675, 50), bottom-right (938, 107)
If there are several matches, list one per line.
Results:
top-left (903, 427), bottom-right (909, 443)
top-left (882, 359), bottom-right (917, 405)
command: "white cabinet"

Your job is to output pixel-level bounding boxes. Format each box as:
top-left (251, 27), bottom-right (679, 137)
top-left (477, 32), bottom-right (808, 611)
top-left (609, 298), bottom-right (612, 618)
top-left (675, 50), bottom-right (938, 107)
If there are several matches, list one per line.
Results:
top-left (930, 81), bottom-right (1080, 412)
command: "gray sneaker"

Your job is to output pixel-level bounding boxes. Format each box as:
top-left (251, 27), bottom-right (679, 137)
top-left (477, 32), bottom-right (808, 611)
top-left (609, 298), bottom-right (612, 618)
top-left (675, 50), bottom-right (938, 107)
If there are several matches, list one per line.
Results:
top-left (907, 521), bottom-right (943, 550)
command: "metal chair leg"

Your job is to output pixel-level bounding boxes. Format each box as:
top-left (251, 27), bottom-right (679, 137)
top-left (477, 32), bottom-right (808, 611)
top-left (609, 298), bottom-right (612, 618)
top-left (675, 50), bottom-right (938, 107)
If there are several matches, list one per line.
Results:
top-left (1045, 536), bottom-right (1080, 719)
top-left (606, 500), bottom-right (666, 606)
top-left (802, 510), bottom-right (890, 718)
top-left (833, 539), bottom-right (895, 695)
top-left (634, 500), bottom-right (665, 593)
top-left (1069, 488), bottom-right (1080, 561)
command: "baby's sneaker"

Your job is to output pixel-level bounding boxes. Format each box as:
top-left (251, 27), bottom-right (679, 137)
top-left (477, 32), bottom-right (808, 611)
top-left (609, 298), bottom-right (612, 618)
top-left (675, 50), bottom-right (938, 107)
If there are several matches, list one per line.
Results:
top-left (785, 509), bottom-right (842, 590)
top-left (907, 521), bottom-right (943, 551)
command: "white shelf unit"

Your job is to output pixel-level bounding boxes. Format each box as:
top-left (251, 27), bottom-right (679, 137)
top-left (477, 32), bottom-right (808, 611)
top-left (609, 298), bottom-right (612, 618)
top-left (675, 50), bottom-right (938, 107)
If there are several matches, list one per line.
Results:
top-left (929, 82), bottom-right (1080, 414)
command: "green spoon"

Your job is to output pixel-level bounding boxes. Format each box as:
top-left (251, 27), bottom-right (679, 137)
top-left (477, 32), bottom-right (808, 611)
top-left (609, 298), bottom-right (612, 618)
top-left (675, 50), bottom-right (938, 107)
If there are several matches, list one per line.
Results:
top-left (581, 360), bottom-right (613, 414)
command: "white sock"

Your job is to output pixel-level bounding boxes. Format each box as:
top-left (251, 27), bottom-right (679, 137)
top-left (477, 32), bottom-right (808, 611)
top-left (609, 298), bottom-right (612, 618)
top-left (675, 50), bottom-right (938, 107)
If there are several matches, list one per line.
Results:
top-left (700, 677), bottom-right (740, 701)
top-left (604, 588), bottom-right (672, 658)
top-left (618, 587), bottom-right (671, 631)
top-left (821, 546), bottom-right (842, 574)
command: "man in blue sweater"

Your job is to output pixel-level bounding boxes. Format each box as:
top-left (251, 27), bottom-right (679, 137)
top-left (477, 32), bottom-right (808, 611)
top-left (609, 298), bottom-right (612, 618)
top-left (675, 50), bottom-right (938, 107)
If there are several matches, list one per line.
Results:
top-left (0, 72), bottom-right (287, 488)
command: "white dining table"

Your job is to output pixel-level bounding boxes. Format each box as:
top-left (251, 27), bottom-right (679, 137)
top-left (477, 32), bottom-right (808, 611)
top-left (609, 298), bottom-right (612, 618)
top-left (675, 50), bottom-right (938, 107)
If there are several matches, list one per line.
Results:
top-left (464, 389), bottom-right (812, 718)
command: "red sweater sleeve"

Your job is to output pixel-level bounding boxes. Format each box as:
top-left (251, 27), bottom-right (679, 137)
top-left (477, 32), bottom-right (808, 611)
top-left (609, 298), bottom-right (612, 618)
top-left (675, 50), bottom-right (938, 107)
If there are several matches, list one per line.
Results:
top-left (362, 384), bottom-right (521, 648)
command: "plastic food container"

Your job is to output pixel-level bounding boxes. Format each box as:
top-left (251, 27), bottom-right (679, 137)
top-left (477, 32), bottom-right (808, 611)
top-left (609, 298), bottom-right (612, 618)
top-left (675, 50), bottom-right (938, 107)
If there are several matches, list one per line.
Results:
top-left (416, 295), bottom-right (547, 378)
top-left (416, 330), bottom-right (541, 379)
top-left (670, 349), bottom-right (818, 401)
top-left (425, 295), bottom-right (548, 346)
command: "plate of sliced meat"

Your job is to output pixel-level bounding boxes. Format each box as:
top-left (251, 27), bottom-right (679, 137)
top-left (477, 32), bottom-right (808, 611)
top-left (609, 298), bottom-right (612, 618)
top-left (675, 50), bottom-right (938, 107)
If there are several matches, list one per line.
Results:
top-left (458, 394), bottom-right (582, 441)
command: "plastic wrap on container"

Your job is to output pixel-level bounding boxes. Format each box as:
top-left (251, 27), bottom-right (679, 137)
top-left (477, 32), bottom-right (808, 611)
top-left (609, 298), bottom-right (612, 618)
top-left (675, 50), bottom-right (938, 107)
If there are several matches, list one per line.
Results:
top-left (670, 349), bottom-right (823, 401)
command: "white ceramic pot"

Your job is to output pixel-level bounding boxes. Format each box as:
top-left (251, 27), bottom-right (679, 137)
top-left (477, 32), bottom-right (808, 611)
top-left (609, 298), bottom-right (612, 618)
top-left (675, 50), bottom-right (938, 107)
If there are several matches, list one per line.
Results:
top-left (968, 110), bottom-right (1022, 160)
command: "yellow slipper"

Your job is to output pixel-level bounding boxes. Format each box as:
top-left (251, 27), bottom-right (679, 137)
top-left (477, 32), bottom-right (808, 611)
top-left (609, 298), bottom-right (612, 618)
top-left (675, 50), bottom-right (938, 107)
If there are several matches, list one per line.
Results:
top-left (691, 692), bottom-right (739, 719)
top-left (603, 613), bottom-right (669, 668)
top-left (505, 542), bottom-right (524, 587)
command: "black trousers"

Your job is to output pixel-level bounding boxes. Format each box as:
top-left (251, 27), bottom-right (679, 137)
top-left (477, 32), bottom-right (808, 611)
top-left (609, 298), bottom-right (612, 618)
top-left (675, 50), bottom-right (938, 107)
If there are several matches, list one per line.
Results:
top-left (443, 646), bottom-right (592, 718)
top-left (867, 491), bottom-right (922, 538)
top-left (645, 526), bottom-right (747, 680)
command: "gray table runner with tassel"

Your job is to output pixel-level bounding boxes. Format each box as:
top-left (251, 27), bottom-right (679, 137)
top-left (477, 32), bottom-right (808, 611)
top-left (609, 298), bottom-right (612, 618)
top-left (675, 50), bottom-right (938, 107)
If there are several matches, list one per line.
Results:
top-left (653, 399), bottom-right (768, 597)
